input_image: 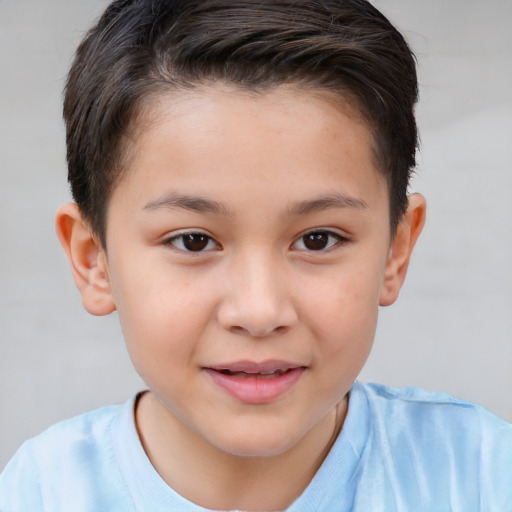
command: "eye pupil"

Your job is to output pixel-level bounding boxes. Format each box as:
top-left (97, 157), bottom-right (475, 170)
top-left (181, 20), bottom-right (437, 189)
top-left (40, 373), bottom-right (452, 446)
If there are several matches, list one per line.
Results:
top-left (183, 234), bottom-right (209, 251)
top-left (303, 232), bottom-right (329, 251)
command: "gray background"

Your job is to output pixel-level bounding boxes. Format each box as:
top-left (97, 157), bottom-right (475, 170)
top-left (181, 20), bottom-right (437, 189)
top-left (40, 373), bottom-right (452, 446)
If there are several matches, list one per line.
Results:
top-left (1, 1), bottom-right (511, 470)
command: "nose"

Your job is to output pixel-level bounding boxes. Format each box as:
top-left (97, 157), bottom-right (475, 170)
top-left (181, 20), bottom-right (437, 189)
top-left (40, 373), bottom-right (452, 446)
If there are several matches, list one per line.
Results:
top-left (217, 251), bottom-right (298, 338)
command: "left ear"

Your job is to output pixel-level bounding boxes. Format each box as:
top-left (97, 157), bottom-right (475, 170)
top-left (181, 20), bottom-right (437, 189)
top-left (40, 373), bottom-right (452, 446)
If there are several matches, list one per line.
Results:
top-left (379, 193), bottom-right (426, 306)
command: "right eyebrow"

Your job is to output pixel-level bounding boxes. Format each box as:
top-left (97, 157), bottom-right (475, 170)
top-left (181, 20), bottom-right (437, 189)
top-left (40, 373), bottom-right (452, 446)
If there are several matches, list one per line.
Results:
top-left (142, 193), bottom-right (231, 216)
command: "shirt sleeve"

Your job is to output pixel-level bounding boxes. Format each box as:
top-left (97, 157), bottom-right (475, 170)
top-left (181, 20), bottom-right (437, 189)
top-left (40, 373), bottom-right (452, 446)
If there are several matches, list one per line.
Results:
top-left (0, 442), bottom-right (45, 512)
top-left (479, 407), bottom-right (512, 511)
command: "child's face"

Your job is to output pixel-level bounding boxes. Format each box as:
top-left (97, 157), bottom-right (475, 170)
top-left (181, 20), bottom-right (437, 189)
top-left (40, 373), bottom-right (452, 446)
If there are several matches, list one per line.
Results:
top-left (89, 86), bottom-right (413, 457)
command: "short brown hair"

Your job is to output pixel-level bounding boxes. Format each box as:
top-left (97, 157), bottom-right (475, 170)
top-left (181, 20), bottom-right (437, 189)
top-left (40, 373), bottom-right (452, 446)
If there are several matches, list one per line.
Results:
top-left (64, 0), bottom-right (418, 247)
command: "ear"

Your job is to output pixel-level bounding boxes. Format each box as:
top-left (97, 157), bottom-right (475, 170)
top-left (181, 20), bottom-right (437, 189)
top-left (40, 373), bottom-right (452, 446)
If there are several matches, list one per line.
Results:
top-left (379, 193), bottom-right (426, 307)
top-left (55, 203), bottom-right (116, 316)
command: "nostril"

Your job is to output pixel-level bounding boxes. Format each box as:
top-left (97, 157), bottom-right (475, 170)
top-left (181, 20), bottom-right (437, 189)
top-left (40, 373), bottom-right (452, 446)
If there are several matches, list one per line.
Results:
top-left (229, 325), bottom-right (248, 336)
top-left (229, 324), bottom-right (289, 338)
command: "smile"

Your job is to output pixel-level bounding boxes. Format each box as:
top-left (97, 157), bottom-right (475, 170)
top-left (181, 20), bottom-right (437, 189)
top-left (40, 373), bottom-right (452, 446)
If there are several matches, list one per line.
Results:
top-left (219, 368), bottom-right (290, 378)
top-left (204, 362), bottom-right (306, 404)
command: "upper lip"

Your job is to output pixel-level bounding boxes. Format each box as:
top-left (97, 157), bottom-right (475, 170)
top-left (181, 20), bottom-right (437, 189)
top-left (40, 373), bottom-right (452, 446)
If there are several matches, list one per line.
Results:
top-left (205, 360), bottom-right (305, 374)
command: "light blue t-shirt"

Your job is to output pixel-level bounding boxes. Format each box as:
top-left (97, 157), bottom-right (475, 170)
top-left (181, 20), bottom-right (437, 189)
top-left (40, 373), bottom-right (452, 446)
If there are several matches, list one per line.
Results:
top-left (1, 382), bottom-right (511, 511)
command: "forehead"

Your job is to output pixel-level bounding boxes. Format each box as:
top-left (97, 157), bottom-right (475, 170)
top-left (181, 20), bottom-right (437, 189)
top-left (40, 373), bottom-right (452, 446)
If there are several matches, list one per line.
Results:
top-left (112, 84), bottom-right (387, 217)
top-left (130, 84), bottom-right (373, 159)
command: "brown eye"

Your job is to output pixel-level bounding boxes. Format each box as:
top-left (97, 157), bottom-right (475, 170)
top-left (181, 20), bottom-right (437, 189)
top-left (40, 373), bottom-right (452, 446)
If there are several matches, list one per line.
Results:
top-left (183, 234), bottom-right (209, 251)
top-left (168, 233), bottom-right (219, 252)
top-left (303, 232), bottom-right (329, 250)
top-left (292, 230), bottom-right (344, 251)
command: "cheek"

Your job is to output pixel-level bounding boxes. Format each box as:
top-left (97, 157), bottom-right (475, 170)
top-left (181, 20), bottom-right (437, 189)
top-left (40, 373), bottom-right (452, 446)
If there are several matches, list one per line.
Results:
top-left (301, 266), bottom-right (382, 358)
top-left (117, 294), bottom-right (203, 393)
top-left (110, 265), bottom-right (215, 368)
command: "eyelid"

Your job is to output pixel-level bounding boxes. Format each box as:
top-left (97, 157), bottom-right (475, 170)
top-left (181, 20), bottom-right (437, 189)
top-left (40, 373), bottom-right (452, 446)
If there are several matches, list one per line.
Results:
top-left (163, 229), bottom-right (221, 252)
top-left (291, 228), bottom-right (349, 251)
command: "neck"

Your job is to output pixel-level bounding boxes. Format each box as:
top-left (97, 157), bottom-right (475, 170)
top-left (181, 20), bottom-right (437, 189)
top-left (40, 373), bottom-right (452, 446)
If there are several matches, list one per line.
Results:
top-left (135, 392), bottom-right (346, 511)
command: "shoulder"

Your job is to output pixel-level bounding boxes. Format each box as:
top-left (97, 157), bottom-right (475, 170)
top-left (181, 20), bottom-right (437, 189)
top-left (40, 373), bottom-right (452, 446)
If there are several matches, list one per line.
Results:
top-left (0, 400), bottom-right (135, 512)
top-left (360, 380), bottom-right (486, 405)
top-left (357, 380), bottom-right (512, 444)
top-left (353, 382), bottom-right (512, 509)
top-left (8, 402), bottom-right (121, 471)
top-left (358, 381), bottom-right (512, 430)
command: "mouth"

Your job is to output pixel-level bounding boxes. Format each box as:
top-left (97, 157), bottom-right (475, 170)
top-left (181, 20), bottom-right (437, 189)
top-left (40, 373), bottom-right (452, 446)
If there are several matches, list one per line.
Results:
top-left (216, 368), bottom-right (295, 378)
top-left (203, 361), bottom-right (306, 404)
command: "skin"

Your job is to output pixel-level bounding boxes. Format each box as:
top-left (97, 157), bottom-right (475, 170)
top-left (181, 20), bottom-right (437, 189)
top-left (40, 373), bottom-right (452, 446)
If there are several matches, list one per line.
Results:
top-left (56, 85), bottom-right (425, 511)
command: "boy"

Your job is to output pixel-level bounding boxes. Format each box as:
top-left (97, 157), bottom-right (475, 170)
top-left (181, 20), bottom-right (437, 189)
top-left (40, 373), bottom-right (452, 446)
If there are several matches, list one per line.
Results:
top-left (1, 0), bottom-right (511, 510)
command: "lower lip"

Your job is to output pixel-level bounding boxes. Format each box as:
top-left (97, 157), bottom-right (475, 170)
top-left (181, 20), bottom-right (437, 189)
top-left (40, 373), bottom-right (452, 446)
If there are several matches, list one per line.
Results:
top-left (204, 367), bottom-right (305, 404)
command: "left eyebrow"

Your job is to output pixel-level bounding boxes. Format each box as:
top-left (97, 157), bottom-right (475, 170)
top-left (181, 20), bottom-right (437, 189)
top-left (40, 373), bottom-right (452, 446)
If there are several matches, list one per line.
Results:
top-left (288, 192), bottom-right (368, 215)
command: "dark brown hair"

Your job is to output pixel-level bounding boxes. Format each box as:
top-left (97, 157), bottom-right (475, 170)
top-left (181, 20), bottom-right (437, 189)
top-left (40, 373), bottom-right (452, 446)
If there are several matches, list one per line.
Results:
top-left (64, 0), bottom-right (418, 247)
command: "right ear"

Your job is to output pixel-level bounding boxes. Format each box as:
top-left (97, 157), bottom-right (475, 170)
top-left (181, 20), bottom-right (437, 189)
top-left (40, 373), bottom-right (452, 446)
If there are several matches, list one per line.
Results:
top-left (55, 203), bottom-right (116, 316)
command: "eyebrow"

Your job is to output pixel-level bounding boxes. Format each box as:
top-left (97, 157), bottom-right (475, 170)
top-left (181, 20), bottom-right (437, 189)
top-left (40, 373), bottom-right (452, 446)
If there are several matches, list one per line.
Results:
top-left (288, 192), bottom-right (368, 215)
top-left (143, 193), bottom-right (230, 215)
top-left (143, 191), bottom-right (367, 216)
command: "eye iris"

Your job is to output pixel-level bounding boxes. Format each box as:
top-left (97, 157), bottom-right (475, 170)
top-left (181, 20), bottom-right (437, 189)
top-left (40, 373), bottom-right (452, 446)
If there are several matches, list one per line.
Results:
top-left (183, 234), bottom-right (209, 251)
top-left (303, 232), bottom-right (329, 250)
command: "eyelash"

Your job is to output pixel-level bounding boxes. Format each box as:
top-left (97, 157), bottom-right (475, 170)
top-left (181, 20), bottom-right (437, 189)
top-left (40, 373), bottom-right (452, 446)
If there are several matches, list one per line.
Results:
top-left (291, 230), bottom-right (348, 252)
top-left (164, 229), bottom-right (348, 253)
top-left (165, 232), bottom-right (220, 252)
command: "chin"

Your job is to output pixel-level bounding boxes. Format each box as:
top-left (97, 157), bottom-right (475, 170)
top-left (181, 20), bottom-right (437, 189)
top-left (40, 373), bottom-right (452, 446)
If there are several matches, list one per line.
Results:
top-left (208, 423), bottom-right (301, 459)
top-left (221, 439), bottom-right (296, 459)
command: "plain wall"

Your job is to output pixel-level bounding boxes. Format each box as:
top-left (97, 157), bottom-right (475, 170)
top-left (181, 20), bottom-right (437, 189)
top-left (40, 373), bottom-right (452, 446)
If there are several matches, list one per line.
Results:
top-left (1, 0), bottom-right (511, 470)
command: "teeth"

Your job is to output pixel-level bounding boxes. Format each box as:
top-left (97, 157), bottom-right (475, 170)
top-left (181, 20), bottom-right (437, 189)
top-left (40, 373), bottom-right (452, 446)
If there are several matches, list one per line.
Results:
top-left (219, 369), bottom-right (289, 377)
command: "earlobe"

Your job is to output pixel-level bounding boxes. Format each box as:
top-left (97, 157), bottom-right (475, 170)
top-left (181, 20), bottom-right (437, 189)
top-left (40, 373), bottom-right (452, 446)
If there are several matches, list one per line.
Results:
top-left (379, 194), bottom-right (426, 307)
top-left (55, 203), bottom-right (116, 316)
